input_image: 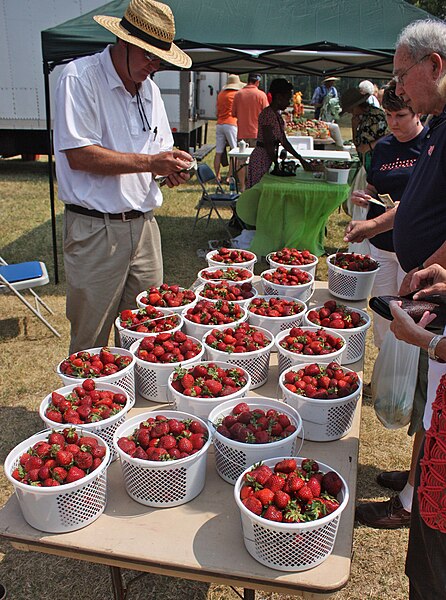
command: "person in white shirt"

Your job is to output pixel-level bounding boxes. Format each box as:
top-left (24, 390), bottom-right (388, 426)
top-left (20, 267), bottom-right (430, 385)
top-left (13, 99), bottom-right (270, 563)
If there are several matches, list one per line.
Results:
top-left (54, 0), bottom-right (192, 353)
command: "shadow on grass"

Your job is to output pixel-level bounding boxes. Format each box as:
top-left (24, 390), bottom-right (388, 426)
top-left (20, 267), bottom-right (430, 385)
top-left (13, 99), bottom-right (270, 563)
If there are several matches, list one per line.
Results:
top-left (0, 406), bottom-right (42, 463)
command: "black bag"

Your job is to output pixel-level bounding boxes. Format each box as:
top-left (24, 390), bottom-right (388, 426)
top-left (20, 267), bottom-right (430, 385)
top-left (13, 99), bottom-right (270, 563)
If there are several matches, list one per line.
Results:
top-left (369, 292), bottom-right (446, 329)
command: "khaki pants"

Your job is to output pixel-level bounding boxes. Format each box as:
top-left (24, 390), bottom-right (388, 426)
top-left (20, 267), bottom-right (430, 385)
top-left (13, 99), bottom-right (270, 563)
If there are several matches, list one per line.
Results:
top-left (64, 209), bottom-right (163, 353)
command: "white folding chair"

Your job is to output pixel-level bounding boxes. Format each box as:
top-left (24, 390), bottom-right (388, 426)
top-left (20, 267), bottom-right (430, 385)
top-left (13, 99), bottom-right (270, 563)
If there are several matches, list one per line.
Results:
top-left (0, 257), bottom-right (61, 337)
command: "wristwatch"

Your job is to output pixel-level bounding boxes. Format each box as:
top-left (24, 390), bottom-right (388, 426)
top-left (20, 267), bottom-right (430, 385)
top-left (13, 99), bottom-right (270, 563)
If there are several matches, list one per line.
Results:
top-left (427, 335), bottom-right (445, 362)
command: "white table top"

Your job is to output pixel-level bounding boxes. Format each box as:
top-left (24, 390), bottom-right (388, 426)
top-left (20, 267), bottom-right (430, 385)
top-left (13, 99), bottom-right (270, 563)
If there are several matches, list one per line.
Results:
top-left (229, 147), bottom-right (351, 161)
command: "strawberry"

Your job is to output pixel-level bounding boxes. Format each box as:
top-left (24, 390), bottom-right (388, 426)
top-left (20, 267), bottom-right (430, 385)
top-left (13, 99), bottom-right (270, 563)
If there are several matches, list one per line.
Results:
top-left (274, 458), bottom-right (297, 474)
top-left (56, 450), bottom-right (73, 467)
top-left (255, 488), bottom-right (275, 507)
top-left (307, 476), bottom-right (322, 498)
top-left (263, 505), bottom-right (283, 522)
top-left (66, 466), bottom-right (86, 483)
top-left (242, 495), bottom-right (263, 516)
top-left (296, 484), bottom-right (314, 503)
top-left (301, 458), bottom-right (319, 474)
top-left (322, 471), bottom-right (343, 496)
top-left (283, 501), bottom-right (304, 523)
top-left (274, 490), bottom-right (291, 510)
top-left (321, 493), bottom-right (340, 514)
top-left (75, 451), bottom-right (93, 470)
top-left (264, 474), bottom-right (285, 492)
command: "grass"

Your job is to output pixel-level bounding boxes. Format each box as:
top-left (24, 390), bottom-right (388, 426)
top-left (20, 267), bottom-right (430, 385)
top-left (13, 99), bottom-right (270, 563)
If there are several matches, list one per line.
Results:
top-left (0, 127), bottom-right (412, 599)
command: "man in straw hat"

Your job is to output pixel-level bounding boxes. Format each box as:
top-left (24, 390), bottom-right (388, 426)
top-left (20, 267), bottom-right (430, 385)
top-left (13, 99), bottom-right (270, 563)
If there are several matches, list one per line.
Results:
top-left (214, 74), bottom-right (245, 182)
top-left (54, 0), bottom-right (193, 353)
top-left (311, 76), bottom-right (339, 119)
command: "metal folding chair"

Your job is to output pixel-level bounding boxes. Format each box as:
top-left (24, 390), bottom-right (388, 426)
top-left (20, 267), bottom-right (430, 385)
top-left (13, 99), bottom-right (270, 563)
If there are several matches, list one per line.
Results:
top-left (0, 257), bottom-right (61, 337)
top-left (193, 164), bottom-right (241, 237)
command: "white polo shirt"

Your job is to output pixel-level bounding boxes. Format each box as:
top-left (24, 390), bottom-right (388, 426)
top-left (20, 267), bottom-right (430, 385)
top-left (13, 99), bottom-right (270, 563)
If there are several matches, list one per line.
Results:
top-left (54, 46), bottom-right (174, 213)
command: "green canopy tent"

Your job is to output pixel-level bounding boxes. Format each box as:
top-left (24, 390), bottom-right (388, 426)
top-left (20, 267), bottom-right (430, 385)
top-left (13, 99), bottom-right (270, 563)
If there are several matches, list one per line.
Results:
top-left (40, 0), bottom-right (435, 281)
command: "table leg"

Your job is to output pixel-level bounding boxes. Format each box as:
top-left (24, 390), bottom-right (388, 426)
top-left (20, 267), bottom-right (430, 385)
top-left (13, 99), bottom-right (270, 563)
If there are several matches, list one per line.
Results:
top-left (243, 589), bottom-right (255, 600)
top-left (109, 566), bottom-right (126, 600)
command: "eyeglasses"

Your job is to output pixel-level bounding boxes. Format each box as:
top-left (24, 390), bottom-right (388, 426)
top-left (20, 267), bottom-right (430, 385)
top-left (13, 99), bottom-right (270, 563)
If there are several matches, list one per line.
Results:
top-left (144, 51), bottom-right (160, 61)
top-left (393, 54), bottom-right (431, 85)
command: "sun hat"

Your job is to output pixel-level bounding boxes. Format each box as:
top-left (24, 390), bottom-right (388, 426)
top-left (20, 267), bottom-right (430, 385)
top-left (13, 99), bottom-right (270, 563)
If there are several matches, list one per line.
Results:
top-left (222, 74), bottom-right (246, 91)
top-left (340, 88), bottom-right (370, 115)
top-left (94, 0), bottom-right (192, 69)
top-left (323, 76), bottom-right (340, 84)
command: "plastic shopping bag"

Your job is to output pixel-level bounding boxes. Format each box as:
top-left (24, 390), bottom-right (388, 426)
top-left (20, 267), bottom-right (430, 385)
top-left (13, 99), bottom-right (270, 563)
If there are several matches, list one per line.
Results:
top-left (372, 330), bottom-right (420, 429)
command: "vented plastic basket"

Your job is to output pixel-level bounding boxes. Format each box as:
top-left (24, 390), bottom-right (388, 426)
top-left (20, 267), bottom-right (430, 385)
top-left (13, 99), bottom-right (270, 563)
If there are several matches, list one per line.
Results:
top-left (39, 382), bottom-right (134, 461)
top-left (266, 253), bottom-right (318, 279)
top-left (197, 266), bottom-right (254, 286)
top-left (56, 347), bottom-right (136, 403)
top-left (303, 307), bottom-right (371, 365)
top-left (113, 411), bottom-right (212, 507)
top-left (279, 363), bottom-right (362, 441)
top-left (261, 269), bottom-right (314, 303)
top-left (129, 336), bottom-right (205, 403)
top-left (5, 428), bottom-right (110, 533)
top-left (325, 167), bottom-right (350, 184)
top-left (247, 295), bottom-right (307, 340)
top-left (203, 326), bottom-right (274, 389)
top-left (196, 283), bottom-right (258, 309)
top-left (206, 249), bottom-right (257, 272)
top-left (208, 397), bottom-right (303, 485)
top-left (275, 327), bottom-right (346, 375)
top-left (327, 254), bottom-right (379, 301)
top-left (234, 457), bottom-right (349, 571)
top-left (183, 306), bottom-right (247, 339)
top-left (115, 310), bottom-right (183, 350)
top-left (135, 288), bottom-right (196, 314)
top-left (167, 361), bottom-right (251, 420)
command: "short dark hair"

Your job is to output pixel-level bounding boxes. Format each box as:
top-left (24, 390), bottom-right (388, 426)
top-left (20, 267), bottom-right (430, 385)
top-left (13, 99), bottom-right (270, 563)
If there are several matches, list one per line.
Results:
top-left (382, 79), bottom-right (414, 113)
top-left (248, 72), bottom-right (261, 83)
top-left (269, 78), bottom-right (293, 97)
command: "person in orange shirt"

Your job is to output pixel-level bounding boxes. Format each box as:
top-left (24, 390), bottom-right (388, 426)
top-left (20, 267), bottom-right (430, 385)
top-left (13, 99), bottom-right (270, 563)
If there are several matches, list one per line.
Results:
top-left (214, 74), bottom-right (245, 182)
top-left (232, 73), bottom-right (269, 191)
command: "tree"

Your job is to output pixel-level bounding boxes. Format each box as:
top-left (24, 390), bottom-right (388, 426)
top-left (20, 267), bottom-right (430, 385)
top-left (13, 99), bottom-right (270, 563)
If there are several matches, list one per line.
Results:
top-left (405, 0), bottom-right (446, 19)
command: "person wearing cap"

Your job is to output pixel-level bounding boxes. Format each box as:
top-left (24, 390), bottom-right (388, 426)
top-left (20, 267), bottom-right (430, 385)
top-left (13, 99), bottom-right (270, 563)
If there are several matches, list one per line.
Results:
top-left (311, 76), bottom-right (339, 120)
top-left (214, 74), bottom-right (245, 183)
top-left (340, 87), bottom-right (388, 173)
top-left (54, 0), bottom-right (193, 353)
top-left (232, 73), bottom-right (269, 191)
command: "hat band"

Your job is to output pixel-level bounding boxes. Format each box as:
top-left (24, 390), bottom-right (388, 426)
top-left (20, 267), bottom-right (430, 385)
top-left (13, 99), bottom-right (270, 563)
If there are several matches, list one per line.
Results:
top-left (120, 17), bottom-right (172, 51)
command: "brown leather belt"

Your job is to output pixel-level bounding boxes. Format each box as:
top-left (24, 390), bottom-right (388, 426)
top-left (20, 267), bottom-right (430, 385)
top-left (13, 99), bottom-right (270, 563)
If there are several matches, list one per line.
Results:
top-left (66, 204), bottom-right (145, 221)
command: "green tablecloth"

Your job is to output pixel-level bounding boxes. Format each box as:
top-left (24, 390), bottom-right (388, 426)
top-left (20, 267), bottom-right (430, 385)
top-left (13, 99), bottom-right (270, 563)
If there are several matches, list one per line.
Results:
top-left (236, 173), bottom-right (350, 256)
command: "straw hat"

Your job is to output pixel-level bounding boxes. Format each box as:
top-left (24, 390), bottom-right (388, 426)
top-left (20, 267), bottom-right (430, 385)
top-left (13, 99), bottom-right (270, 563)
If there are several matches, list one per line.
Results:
top-left (222, 74), bottom-right (245, 91)
top-left (323, 76), bottom-right (340, 84)
top-left (340, 88), bottom-right (370, 115)
top-left (94, 0), bottom-right (192, 69)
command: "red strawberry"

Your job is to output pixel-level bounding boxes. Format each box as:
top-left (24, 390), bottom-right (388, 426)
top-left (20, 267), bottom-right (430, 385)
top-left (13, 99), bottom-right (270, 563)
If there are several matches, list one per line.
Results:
top-left (322, 471), bottom-right (343, 496)
top-left (264, 474), bottom-right (285, 492)
top-left (255, 488), bottom-right (275, 507)
top-left (274, 458), bottom-right (297, 474)
top-left (263, 505), bottom-right (283, 522)
top-left (242, 495), bottom-right (263, 515)
top-left (274, 490), bottom-right (291, 510)
top-left (118, 438), bottom-right (136, 456)
top-left (75, 451), bottom-right (93, 470)
top-left (307, 476), bottom-right (321, 498)
top-left (66, 466), bottom-right (86, 483)
top-left (301, 458), bottom-right (319, 474)
top-left (178, 438), bottom-right (193, 454)
top-left (296, 484), bottom-right (313, 503)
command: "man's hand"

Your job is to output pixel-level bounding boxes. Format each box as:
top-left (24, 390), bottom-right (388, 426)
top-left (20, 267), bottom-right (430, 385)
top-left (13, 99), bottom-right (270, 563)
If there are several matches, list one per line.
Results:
top-left (398, 267), bottom-right (419, 297)
top-left (350, 190), bottom-right (372, 209)
top-left (148, 149), bottom-right (193, 177)
top-left (344, 219), bottom-right (376, 243)
top-left (411, 264), bottom-right (446, 299)
top-left (164, 170), bottom-right (191, 188)
top-left (389, 300), bottom-right (436, 345)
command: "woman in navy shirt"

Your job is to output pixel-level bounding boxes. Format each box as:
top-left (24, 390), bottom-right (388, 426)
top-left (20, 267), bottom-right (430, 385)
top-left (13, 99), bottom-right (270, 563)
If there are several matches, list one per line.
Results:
top-left (350, 80), bottom-right (427, 347)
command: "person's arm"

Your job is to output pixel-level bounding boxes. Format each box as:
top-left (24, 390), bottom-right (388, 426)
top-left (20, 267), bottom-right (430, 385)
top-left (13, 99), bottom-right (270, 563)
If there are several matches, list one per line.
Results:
top-left (281, 136), bottom-right (315, 171)
top-left (262, 124), bottom-right (277, 163)
top-left (390, 301), bottom-right (446, 358)
top-left (311, 87), bottom-right (322, 107)
top-left (344, 205), bottom-right (397, 243)
top-left (350, 183), bottom-right (378, 208)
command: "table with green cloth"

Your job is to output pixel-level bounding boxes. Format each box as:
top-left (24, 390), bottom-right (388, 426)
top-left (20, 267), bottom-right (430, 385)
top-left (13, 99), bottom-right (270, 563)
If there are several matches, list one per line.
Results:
top-left (235, 173), bottom-right (350, 256)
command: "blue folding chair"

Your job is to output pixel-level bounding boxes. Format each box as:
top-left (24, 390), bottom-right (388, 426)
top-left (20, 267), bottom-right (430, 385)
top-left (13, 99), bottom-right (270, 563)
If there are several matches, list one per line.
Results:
top-left (0, 257), bottom-right (60, 337)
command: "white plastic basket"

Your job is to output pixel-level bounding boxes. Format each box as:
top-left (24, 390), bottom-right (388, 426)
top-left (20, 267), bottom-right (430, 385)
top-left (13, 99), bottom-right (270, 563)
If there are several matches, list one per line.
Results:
top-left (113, 411), bottom-right (212, 507)
top-left (208, 398), bottom-right (303, 485)
top-left (196, 283), bottom-right (258, 309)
top-left (5, 428), bottom-right (110, 533)
top-left (197, 266), bottom-right (254, 286)
top-left (135, 288), bottom-right (196, 314)
top-left (183, 305), bottom-right (248, 339)
top-left (261, 268), bottom-right (314, 303)
top-left (327, 254), bottom-right (379, 301)
top-left (56, 347), bottom-right (136, 403)
top-left (234, 457), bottom-right (349, 571)
top-left (280, 363), bottom-right (362, 441)
top-left (206, 249), bottom-right (257, 272)
top-left (275, 327), bottom-right (346, 375)
top-left (325, 167), bottom-right (350, 184)
top-left (115, 310), bottom-right (183, 350)
top-left (202, 326), bottom-right (274, 389)
top-left (39, 382), bottom-right (134, 460)
top-left (303, 307), bottom-right (371, 365)
top-left (129, 336), bottom-right (205, 403)
top-left (266, 252), bottom-right (318, 279)
top-left (247, 295), bottom-right (307, 340)
top-left (167, 361), bottom-right (252, 420)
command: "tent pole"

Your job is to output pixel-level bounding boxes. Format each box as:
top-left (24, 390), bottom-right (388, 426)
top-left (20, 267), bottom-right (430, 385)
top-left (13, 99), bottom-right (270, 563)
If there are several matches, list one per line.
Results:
top-left (43, 59), bottom-right (59, 284)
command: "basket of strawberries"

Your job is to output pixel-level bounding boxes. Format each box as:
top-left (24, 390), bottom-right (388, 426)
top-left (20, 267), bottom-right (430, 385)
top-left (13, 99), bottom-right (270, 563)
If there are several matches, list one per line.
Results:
top-left (182, 299), bottom-right (247, 339)
top-left (113, 411), bottom-right (212, 507)
top-left (135, 284), bottom-right (196, 314)
top-left (206, 248), bottom-right (257, 271)
top-left (39, 380), bottom-right (133, 460)
top-left (5, 427), bottom-right (110, 532)
top-left (115, 307), bottom-right (183, 350)
top-left (304, 300), bottom-right (371, 365)
top-left (196, 281), bottom-right (257, 308)
top-left (248, 295), bottom-right (307, 339)
top-left (327, 252), bottom-right (379, 301)
top-left (279, 362), bottom-right (362, 441)
top-left (275, 326), bottom-right (346, 375)
top-left (57, 346), bottom-right (136, 402)
top-left (167, 361), bottom-right (251, 420)
top-left (266, 248), bottom-right (318, 278)
top-left (208, 398), bottom-right (302, 485)
top-left (129, 331), bottom-right (205, 402)
top-left (197, 266), bottom-right (254, 285)
top-left (234, 456), bottom-right (348, 571)
top-left (203, 323), bottom-right (274, 388)
top-left (261, 267), bottom-right (314, 302)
